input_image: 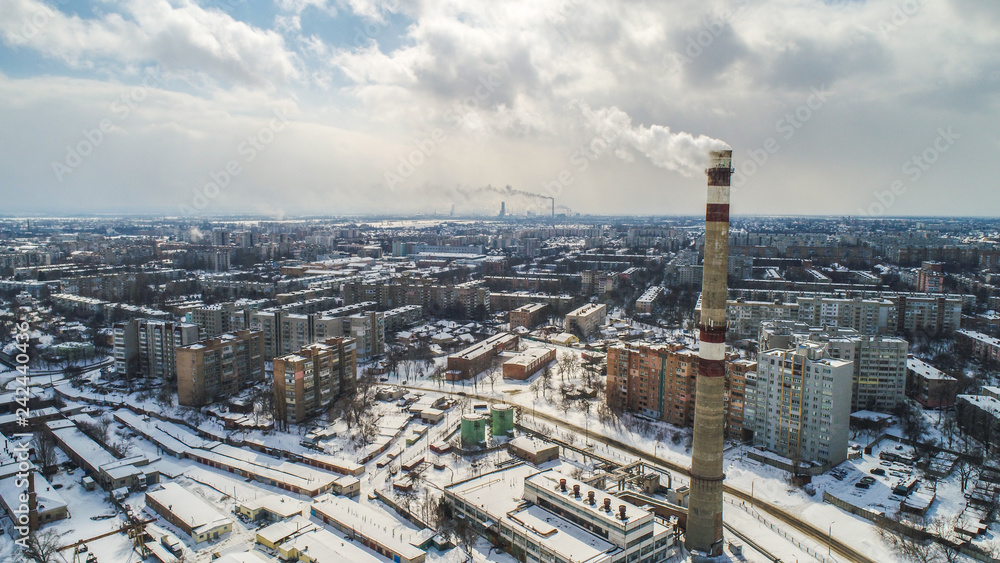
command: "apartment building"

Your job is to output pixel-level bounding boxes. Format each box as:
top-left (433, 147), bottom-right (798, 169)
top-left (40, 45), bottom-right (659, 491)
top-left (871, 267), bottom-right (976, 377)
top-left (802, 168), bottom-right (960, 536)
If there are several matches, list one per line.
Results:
top-left (795, 296), bottom-right (896, 336)
top-left (745, 344), bottom-right (853, 466)
top-left (635, 286), bottom-right (662, 315)
top-left (176, 330), bottom-right (265, 407)
top-left (957, 329), bottom-right (1000, 364)
top-left (760, 321), bottom-right (908, 412)
top-left (272, 337), bottom-right (357, 424)
top-left (906, 356), bottom-right (960, 408)
top-left (509, 302), bottom-right (549, 329)
top-left (703, 291), bottom-right (963, 340)
top-left (249, 301), bottom-right (378, 360)
top-left (605, 341), bottom-right (747, 437)
top-left (564, 303), bottom-right (607, 339)
top-left (917, 261), bottom-right (945, 293)
top-left (113, 319), bottom-right (200, 380)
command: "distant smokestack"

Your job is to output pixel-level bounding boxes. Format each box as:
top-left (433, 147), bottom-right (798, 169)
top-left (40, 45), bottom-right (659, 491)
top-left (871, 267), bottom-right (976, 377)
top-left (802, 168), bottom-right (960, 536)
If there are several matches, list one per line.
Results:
top-left (686, 149), bottom-right (732, 558)
top-left (500, 201), bottom-right (506, 217)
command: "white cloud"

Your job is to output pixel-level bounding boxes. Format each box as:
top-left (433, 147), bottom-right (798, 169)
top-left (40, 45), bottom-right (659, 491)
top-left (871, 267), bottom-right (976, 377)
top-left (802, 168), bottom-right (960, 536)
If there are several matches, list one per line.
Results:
top-left (0, 0), bottom-right (300, 88)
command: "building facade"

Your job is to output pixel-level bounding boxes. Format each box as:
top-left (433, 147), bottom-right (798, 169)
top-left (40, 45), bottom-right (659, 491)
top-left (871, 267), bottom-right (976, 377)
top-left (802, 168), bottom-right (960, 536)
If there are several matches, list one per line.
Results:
top-left (176, 330), bottom-right (265, 407)
top-left (564, 303), bottom-right (606, 339)
top-left (745, 344), bottom-right (853, 466)
top-left (272, 337), bottom-right (357, 424)
top-left (113, 319), bottom-right (200, 380)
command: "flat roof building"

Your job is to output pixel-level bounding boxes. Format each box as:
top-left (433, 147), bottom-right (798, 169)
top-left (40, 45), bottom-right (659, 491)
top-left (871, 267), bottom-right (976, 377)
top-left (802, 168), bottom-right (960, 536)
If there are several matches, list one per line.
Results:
top-left (176, 330), bottom-right (265, 407)
top-left (146, 482), bottom-right (232, 543)
top-left (565, 303), bottom-right (607, 339)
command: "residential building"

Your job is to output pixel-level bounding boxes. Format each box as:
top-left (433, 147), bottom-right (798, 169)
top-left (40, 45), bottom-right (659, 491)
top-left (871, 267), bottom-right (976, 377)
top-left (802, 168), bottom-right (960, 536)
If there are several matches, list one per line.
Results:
top-left (509, 302), bottom-right (549, 329)
top-left (273, 337), bottom-right (357, 424)
top-left (744, 344), bottom-right (853, 466)
top-left (605, 341), bottom-right (747, 437)
top-left (635, 286), bottom-right (662, 315)
top-left (957, 329), bottom-right (1000, 364)
top-left (760, 321), bottom-right (908, 412)
top-left (564, 303), bottom-right (606, 339)
top-left (917, 261), bottom-right (944, 293)
top-left (955, 393), bottom-right (1000, 453)
top-left (112, 319), bottom-right (200, 380)
top-left (906, 357), bottom-right (960, 408)
top-left (176, 330), bottom-right (265, 407)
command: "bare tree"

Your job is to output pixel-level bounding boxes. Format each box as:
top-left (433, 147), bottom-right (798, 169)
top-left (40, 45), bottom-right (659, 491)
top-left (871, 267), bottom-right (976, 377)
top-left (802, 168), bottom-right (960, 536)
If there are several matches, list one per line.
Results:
top-left (956, 460), bottom-right (975, 491)
top-left (32, 431), bottom-right (57, 473)
top-left (16, 529), bottom-right (68, 563)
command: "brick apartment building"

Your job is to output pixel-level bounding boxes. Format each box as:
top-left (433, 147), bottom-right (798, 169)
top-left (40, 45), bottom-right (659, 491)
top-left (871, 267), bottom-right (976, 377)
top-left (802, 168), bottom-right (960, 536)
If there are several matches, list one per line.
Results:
top-left (176, 330), bottom-right (265, 407)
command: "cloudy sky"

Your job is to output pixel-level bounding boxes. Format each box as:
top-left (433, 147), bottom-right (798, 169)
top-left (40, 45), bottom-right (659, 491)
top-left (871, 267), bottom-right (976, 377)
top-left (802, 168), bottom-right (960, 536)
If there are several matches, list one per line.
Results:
top-left (0, 0), bottom-right (998, 218)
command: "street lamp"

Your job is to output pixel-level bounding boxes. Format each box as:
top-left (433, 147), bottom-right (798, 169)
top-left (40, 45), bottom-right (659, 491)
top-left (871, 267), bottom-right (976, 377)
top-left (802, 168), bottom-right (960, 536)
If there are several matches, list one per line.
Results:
top-left (828, 520), bottom-right (836, 556)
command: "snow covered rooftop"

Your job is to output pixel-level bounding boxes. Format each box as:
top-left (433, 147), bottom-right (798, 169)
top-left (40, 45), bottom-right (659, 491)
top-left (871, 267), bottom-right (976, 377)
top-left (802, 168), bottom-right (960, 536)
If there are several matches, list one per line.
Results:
top-left (906, 357), bottom-right (955, 381)
top-left (146, 482), bottom-right (231, 535)
top-left (310, 494), bottom-right (427, 560)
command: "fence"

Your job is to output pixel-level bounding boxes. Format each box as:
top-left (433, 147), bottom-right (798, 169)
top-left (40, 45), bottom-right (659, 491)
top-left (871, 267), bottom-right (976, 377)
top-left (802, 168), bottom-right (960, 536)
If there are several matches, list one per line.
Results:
top-left (726, 498), bottom-right (840, 563)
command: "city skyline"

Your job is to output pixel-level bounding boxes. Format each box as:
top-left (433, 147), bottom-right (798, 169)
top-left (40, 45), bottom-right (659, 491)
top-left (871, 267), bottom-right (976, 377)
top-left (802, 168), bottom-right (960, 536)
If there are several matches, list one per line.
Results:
top-left (1, 0), bottom-right (998, 217)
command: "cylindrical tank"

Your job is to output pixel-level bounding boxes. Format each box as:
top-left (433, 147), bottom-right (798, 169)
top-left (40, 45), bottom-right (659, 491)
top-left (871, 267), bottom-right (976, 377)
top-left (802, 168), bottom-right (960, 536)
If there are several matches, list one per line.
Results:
top-left (461, 413), bottom-right (487, 448)
top-left (490, 403), bottom-right (514, 436)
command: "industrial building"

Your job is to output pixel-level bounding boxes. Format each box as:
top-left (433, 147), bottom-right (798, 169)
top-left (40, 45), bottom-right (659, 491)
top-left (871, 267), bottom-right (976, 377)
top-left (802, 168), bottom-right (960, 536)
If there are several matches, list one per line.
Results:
top-left (444, 464), bottom-right (675, 563)
top-left (176, 330), bottom-right (265, 407)
top-left (272, 337), bottom-right (358, 424)
top-left (501, 347), bottom-right (556, 380)
top-left (310, 494), bottom-right (427, 563)
top-left (45, 417), bottom-right (158, 492)
top-left (145, 482), bottom-right (233, 543)
top-left (564, 303), bottom-right (607, 339)
top-left (446, 332), bottom-right (519, 380)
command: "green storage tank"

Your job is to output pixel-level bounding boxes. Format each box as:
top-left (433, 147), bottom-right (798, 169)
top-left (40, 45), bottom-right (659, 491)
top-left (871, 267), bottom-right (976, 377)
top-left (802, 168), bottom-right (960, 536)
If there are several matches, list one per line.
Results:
top-left (491, 403), bottom-right (515, 436)
top-left (461, 413), bottom-right (487, 448)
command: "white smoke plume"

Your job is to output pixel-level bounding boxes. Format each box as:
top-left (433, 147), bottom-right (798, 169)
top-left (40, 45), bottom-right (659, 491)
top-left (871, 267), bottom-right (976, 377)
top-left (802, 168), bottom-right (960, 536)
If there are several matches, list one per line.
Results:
top-left (578, 103), bottom-right (730, 176)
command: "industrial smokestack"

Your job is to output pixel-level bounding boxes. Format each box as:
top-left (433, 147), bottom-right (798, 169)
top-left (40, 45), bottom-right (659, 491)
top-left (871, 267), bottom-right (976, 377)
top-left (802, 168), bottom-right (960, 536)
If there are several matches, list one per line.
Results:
top-left (686, 149), bottom-right (732, 558)
top-left (550, 197), bottom-right (555, 218)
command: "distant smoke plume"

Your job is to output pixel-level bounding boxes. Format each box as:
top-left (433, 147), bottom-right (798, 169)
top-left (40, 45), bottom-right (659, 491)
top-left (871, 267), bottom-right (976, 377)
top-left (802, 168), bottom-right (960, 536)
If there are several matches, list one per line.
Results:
top-left (578, 103), bottom-right (730, 176)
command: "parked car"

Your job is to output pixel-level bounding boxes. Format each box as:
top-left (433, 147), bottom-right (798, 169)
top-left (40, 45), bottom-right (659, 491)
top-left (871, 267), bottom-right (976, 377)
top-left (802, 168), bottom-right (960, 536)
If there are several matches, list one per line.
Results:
top-left (870, 468), bottom-right (886, 476)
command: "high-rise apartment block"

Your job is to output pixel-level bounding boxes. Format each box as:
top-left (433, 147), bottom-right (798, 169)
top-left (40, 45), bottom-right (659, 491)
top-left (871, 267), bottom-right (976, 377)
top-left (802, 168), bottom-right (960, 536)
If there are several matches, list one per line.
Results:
top-left (745, 344), bottom-right (853, 466)
top-left (272, 337), bottom-right (357, 424)
top-left (917, 261), bottom-right (944, 293)
top-left (176, 330), bottom-right (265, 407)
top-left (760, 321), bottom-right (908, 412)
top-left (702, 292), bottom-right (963, 340)
top-left (113, 319), bottom-right (200, 380)
top-left (605, 341), bottom-right (750, 439)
